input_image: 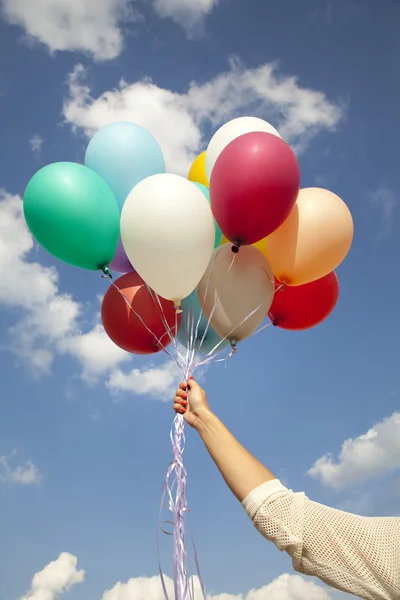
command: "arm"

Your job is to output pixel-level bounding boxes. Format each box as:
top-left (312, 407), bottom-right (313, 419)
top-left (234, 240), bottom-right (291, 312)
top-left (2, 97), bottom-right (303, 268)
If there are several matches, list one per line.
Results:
top-left (173, 379), bottom-right (275, 502)
top-left (173, 380), bottom-right (400, 600)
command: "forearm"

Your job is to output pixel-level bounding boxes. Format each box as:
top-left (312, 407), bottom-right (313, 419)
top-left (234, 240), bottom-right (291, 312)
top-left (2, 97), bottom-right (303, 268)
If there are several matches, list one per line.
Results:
top-left (196, 410), bottom-right (275, 502)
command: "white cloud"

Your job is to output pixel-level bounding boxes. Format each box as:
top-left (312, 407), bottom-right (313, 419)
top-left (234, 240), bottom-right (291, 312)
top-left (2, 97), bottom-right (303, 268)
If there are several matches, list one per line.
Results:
top-left (0, 0), bottom-right (134, 61)
top-left (369, 186), bottom-right (397, 237)
top-left (63, 59), bottom-right (343, 175)
top-left (0, 190), bottom-right (178, 396)
top-left (308, 412), bottom-right (400, 489)
top-left (29, 133), bottom-right (44, 157)
top-left (107, 360), bottom-right (181, 400)
top-left (101, 573), bottom-right (332, 600)
top-left (152, 0), bottom-right (218, 34)
top-left (0, 450), bottom-right (41, 485)
top-left (58, 323), bottom-right (130, 383)
top-left (0, 190), bottom-right (81, 375)
top-left (20, 552), bottom-right (85, 600)
top-left (0, 0), bottom-right (219, 60)
top-left (245, 574), bottom-right (331, 600)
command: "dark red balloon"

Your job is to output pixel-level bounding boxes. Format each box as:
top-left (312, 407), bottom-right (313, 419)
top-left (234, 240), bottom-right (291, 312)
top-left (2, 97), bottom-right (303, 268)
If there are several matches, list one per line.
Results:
top-left (269, 272), bottom-right (339, 331)
top-left (210, 132), bottom-right (300, 246)
top-left (101, 272), bottom-right (180, 354)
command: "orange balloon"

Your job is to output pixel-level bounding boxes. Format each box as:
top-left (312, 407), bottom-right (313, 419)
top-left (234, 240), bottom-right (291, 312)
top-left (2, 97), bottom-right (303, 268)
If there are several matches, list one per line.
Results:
top-left (221, 235), bottom-right (269, 260)
top-left (266, 188), bottom-right (353, 286)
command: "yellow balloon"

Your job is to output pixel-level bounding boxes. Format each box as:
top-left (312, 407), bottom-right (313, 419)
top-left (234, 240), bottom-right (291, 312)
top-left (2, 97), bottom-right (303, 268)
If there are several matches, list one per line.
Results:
top-left (221, 235), bottom-right (269, 260)
top-left (267, 188), bottom-right (354, 286)
top-left (188, 152), bottom-right (209, 187)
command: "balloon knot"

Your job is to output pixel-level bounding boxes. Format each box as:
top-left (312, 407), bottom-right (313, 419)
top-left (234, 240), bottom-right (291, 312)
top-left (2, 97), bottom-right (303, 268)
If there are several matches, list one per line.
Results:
top-left (101, 266), bottom-right (112, 279)
top-left (231, 243), bottom-right (241, 254)
top-left (272, 319), bottom-right (279, 327)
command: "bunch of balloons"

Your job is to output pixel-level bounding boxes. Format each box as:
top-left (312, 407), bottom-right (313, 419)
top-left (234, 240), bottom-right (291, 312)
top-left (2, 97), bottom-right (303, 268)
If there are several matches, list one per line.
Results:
top-left (23, 116), bottom-right (353, 364)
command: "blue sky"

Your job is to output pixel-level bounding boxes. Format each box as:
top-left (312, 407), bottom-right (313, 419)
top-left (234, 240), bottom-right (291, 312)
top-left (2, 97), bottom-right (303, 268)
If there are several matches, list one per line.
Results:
top-left (0, 0), bottom-right (399, 599)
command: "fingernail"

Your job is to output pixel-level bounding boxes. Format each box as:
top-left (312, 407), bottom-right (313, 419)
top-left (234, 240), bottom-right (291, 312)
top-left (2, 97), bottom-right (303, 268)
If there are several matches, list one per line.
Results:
top-left (182, 408), bottom-right (187, 413)
top-left (189, 377), bottom-right (194, 380)
top-left (181, 400), bottom-right (187, 406)
top-left (182, 392), bottom-right (187, 399)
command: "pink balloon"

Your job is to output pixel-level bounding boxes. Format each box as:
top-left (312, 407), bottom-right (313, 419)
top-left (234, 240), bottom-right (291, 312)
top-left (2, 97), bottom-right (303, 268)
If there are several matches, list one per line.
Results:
top-left (210, 132), bottom-right (300, 246)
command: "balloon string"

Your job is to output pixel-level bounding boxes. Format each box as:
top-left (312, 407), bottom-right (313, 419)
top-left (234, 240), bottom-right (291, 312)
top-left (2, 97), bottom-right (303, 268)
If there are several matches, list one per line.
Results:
top-left (157, 387), bottom-right (207, 600)
top-left (196, 300), bottom-right (266, 367)
top-left (189, 248), bottom-right (221, 368)
top-left (190, 251), bottom-right (237, 369)
top-left (146, 286), bottom-right (186, 366)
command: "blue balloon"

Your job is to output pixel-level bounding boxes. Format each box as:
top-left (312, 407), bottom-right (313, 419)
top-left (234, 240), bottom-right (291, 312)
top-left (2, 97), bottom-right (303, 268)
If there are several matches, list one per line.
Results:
top-left (85, 122), bottom-right (166, 211)
top-left (177, 291), bottom-right (230, 355)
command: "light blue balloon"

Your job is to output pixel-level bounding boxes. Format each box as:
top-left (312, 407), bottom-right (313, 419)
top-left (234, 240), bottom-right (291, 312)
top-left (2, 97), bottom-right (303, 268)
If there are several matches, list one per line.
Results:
top-left (193, 182), bottom-right (222, 248)
top-left (177, 291), bottom-right (230, 355)
top-left (85, 122), bottom-right (166, 211)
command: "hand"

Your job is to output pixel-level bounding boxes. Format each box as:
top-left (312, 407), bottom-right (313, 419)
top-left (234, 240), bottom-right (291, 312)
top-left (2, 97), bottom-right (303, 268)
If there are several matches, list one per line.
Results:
top-left (173, 378), bottom-right (211, 430)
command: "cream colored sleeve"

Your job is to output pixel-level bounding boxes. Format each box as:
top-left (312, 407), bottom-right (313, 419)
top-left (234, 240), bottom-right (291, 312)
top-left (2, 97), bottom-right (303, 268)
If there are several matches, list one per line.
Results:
top-left (242, 479), bottom-right (400, 600)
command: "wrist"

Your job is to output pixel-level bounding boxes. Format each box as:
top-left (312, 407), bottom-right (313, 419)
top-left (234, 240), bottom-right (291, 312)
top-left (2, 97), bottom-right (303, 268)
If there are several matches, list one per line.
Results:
top-left (194, 408), bottom-right (217, 434)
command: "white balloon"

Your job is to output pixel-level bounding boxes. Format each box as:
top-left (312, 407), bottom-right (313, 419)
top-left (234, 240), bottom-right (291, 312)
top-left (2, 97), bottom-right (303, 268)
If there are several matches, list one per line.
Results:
top-left (121, 174), bottom-right (215, 307)
top-left (197, 244), bottom-right (275, 342)
top-left (206, 116), bottom-right (281, 181)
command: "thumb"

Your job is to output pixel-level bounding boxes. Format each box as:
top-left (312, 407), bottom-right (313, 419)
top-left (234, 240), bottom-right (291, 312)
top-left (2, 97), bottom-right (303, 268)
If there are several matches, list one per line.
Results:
top-left (187, 377), bottom-right (200, 392)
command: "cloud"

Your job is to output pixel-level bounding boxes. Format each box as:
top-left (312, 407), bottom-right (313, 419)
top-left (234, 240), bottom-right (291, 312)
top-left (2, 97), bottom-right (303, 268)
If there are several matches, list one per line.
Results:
top-left (0, 0), bottom-right (218, 60)
top-left (29, 134), bottom-right (44, 157)
top-left (0, 190), bottom-right (179, 397)
top-left (58, 323), bottom-right (130, 383)
top-left (107, 360), bottom-right (181, 400)
top-left (152, 0), bottom-right (218, 34)
top-left (0, 0), bottom-right (135, 61)
top-left (63, 59), bottom-right (343, 175)
top-left (245, 574), bottom-right (332, 600)
top-left (0, 190), bottom-right (81, 375)
top-left (368, 186), bottom-right (397, 237)
top-left (0, 450), bottom-right (41, 485)
top-left (20, 552), bottom-right (85, 600)
top-left (308, 412), bottom-right (400, 489)
top-left (101, 573), bottom-right (332, 599)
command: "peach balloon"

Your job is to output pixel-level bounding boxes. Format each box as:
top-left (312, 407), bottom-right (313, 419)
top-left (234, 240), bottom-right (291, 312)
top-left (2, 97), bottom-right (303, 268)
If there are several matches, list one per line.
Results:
top-left (197, 245), bottom-right (275, 342)
top-left (266, 188), bottom-right (354, 286)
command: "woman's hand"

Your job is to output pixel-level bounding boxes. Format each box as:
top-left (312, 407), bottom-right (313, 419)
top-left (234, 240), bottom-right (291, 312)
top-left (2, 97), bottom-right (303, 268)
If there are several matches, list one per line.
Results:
top-left (173, 378), bottom-right (211, 430)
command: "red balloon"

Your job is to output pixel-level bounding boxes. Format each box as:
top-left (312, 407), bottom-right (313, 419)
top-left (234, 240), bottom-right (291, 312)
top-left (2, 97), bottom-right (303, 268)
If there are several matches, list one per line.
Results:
top-left (269, 272), bottom-right (339, 330)
top-left (101, 272), bottom-right (180, 354)
top-left (210, 132), bottom-right (300, 246)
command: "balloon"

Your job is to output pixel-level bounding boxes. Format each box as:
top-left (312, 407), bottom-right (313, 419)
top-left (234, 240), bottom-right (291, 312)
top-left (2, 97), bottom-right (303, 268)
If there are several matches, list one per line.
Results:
top-left (221, 235), bottom-right (269, 259)
top-left (177, 291), bottom-right (230, 355)
top-left (193, 183), bottom-right (222, 248)
top-left (101, 272), bottom-right (180, 354)
top-left (110, 237), bottom-right (135, 274)
top-left (269, 272), bottom-right (339, 330)
top-left (267, 188), bottom-right (354, 286)
top-left (85, 122), bottom-right (165, 210)
top-left (188, 152), bottom-right (209, 187)
top-left (210, 132), bottom-right (300, 245)
top-left (206, 116), bottom-right (281, 181)
top-left (23, 162), bottom-right (119, 271)
top-left (197, 245), bottom-right (275, 342)
top-left (121, 174), bottom-right (215, 307)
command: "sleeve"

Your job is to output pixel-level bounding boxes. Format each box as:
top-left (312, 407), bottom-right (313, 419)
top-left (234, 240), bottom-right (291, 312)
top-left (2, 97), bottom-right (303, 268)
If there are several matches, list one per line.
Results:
top-left (242, 479), bottom-right (400, 600)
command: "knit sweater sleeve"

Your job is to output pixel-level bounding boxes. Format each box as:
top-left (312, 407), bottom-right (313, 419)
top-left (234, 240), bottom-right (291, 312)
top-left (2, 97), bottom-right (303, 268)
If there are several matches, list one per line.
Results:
top-left (242, 479), bottom-right (400, 600)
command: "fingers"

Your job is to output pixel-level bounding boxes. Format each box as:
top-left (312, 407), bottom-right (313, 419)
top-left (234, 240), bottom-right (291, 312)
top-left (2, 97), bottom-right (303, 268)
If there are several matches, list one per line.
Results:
top-left (173, 401), bottom-right (187, 414)
top-left (175, 387), bottom-right (187, 400)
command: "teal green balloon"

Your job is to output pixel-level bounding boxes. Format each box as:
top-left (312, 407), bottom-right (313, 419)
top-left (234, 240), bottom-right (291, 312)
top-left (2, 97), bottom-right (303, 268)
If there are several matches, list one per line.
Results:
top-left (193, 182), bottom-right (222, 248)
top-left (24, 162), bottom-right (120, 271)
